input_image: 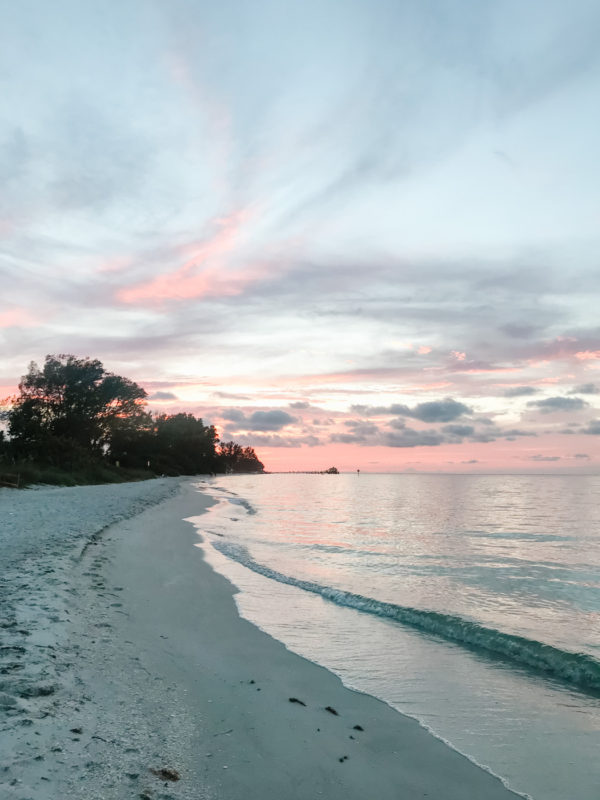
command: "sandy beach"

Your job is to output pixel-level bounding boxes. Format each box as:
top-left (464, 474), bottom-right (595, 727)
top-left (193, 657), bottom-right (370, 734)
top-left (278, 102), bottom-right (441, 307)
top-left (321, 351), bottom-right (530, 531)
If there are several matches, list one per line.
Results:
top-left (1, 479), bottom-right (522, 799)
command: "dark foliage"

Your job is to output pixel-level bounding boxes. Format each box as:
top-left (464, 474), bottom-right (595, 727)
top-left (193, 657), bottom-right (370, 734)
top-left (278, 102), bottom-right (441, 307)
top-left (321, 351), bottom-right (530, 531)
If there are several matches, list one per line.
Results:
top-left (0, 354), bottom-right (264, 483)
top-left (5, 355), bottom-right (147, 465)
top-left (218, 441), bottom-right (265, 474)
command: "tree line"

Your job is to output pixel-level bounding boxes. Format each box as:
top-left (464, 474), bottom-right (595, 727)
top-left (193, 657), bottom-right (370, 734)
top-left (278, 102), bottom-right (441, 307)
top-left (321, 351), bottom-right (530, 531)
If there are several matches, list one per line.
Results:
top-left (0, 355), bottom-right (264, 481)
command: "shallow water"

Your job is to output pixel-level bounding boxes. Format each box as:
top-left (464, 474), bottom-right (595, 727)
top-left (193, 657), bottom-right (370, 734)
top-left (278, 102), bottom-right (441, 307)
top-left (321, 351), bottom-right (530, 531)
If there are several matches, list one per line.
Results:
top-left (189, 473), bottom-right (600, 800)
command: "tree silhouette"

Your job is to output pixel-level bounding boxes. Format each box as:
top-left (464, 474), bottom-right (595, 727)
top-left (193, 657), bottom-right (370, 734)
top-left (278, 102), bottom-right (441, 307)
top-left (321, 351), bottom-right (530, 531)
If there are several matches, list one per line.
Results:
top-left (152, 413), bottom-right (219, 474)
top-left (2, 354), bottom-right (266, 479)
top-left (8, 355), bottom-right (147, 465)
top-left (218, 441), bottom-right (264, 473)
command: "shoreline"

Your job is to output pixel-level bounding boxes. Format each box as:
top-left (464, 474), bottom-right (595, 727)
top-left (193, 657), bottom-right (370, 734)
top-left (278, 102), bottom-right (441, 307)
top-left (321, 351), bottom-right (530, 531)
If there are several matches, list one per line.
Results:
top-left (2, 479), bottom-right (521, 798)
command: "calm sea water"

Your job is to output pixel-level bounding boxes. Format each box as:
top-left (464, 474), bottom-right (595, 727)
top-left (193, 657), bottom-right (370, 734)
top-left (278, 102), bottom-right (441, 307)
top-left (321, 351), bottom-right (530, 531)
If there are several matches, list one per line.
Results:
top-left (188, 473), bottom-right (600, 800)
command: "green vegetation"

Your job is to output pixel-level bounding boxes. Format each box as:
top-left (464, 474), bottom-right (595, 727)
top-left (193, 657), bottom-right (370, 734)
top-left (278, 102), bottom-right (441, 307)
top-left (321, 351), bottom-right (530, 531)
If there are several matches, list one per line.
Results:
top-left (0, 354), bottom-right (264, 486)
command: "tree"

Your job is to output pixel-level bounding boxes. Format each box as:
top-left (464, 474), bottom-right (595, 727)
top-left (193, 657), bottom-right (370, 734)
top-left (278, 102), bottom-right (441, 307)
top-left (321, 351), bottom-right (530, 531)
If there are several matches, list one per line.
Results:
top-left (107, 407), bottom-right (154, 469)
top-left (7, 355), bottom-right (147, 464)
top-left (217, 441), bottom-right (264, 473)
top-left (149, 413), bottom-right (219, 474)
top-left (2, 353), bottom-right (268, 479)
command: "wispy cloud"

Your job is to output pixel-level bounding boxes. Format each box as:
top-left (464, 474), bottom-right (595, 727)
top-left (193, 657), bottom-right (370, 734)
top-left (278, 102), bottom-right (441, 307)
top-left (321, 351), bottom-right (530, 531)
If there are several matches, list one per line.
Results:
top-left (116, 209), bottom-right (262, 305)
top-left (0, 308), bottom-right (37, 328)
top-left (2, 0), bottom-right (600, 471)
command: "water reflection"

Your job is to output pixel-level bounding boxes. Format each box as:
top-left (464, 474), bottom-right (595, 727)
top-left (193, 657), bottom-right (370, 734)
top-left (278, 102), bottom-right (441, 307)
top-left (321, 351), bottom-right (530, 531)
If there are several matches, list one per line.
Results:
top-left (194, 508), bottom-right (600, 800)
top-left (201, 473), bottom-right (600, 654)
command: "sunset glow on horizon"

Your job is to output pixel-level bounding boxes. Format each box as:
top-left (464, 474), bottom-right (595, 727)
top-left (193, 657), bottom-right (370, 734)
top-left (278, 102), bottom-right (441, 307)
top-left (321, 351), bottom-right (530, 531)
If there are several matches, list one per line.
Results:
top-left (1, 1), bottom-right (599, 473)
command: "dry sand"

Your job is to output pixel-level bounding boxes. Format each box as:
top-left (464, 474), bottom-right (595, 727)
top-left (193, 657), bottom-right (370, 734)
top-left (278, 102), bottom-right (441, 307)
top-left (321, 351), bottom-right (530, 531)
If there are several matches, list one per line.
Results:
top-left (1, 479), bottom-right (521, 799)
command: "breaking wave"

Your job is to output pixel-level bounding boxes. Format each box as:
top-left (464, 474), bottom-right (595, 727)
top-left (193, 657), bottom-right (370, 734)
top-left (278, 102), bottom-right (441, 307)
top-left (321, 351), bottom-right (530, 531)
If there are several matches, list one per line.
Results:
top-left (224, 496), bottom-right (257, 515)
top-left (212, 540), bottom-right (600, 694)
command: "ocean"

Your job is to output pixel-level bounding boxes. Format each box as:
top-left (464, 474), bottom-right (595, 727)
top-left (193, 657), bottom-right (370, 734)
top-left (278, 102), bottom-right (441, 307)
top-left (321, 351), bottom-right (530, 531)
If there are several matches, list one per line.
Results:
top-left (189, 473), bottom-right (600, 800)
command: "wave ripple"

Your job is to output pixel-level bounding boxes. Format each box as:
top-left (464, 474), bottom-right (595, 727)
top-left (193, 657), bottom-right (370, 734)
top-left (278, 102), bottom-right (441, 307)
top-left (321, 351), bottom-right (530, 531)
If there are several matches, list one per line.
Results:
top-left (212, 540), bottom-right (600, 694)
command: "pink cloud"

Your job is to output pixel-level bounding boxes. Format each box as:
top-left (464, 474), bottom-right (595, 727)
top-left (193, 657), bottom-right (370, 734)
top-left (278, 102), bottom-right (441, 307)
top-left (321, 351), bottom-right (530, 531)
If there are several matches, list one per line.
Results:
top-left (528, 337), bottom-right (600, 364)
top-left (438, 359), bottom-right (522, 375)
top-left (117, 209), bottom-right (263, 305)
top-left (0, 308), bottom-right (37, 328)
top-left (537, 376), bottom-right (562, 385)
top-left (119, 264), bottom-right (264, 304)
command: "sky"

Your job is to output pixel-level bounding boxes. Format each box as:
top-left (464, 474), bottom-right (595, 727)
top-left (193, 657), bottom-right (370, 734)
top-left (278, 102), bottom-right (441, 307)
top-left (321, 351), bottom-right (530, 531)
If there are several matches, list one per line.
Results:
top-left (1, 0), bottom-right (599, 473)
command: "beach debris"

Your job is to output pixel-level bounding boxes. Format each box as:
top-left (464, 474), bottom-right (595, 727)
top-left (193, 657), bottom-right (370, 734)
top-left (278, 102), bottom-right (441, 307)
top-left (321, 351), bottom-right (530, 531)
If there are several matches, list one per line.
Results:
top-left (70, 727), bottom-right (83, 734)
top-left (325, 706), bottom-right (339, 715)
top-left (213, 728), bottom-right (234, 737)
top-left (149, 767), bottom-right (180, 782)
top-left (249, 679), bottom-right (255, 684)
top-left (353, 724), bottom-right (364, 731)
top-left (288, 697), bottom-right (306, 706)
top-left (338, 755), bottom-right (349, 762)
